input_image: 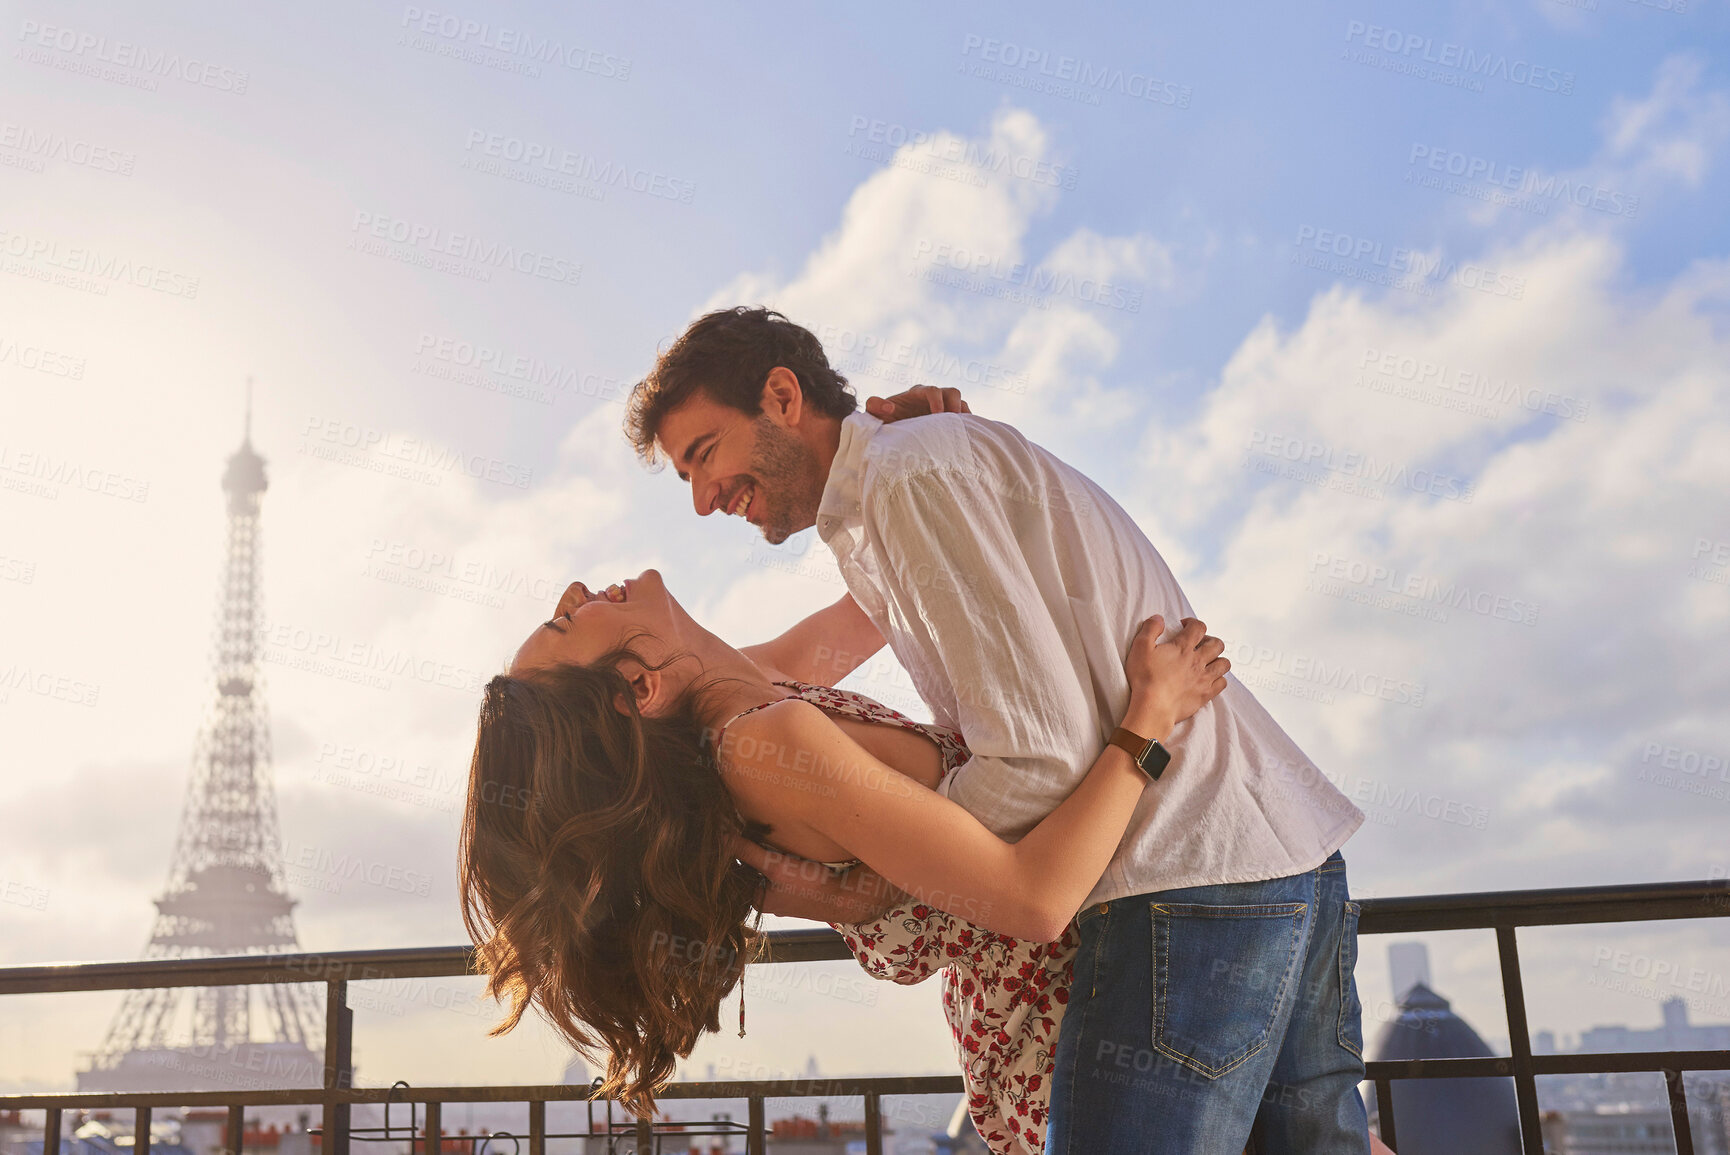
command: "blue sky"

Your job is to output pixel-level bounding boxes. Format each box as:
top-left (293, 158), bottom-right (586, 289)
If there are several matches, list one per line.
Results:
top-left (3, 0), bottom-right (1728, 1102)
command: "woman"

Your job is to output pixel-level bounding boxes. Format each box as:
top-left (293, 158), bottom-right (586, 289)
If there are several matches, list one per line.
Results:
top-left (459, 571), bottom-right (1375, 1155)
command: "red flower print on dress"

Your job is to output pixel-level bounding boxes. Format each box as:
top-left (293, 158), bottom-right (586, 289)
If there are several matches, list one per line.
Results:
top-left (756, 681), bottom-right (1076, 1155)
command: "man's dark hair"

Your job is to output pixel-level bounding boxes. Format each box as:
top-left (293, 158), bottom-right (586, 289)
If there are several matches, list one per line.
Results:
top-left (625, 306), bottom-right (856, 463)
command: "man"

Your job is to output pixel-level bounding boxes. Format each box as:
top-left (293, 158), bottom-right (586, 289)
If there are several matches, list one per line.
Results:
top-left (624, 306), bottom-right (1370, 1154)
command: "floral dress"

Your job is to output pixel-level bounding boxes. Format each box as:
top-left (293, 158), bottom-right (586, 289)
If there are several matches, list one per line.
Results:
top-left (734, 682), bottom-right (1078, 1155)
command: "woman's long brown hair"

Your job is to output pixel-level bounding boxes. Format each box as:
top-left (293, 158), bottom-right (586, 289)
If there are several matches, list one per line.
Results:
top-left (458, 648), bottom-right (765, 1116)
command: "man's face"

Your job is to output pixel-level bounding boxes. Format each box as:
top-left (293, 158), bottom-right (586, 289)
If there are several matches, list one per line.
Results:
top-left (656, 384), bottom-right (825, 545)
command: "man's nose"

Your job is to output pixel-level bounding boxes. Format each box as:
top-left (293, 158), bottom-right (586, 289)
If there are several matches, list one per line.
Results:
top-left (694, 476), bottom-right (722, 517)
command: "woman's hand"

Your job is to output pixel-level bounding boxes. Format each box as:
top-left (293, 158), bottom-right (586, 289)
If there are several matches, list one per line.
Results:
top-left (1121, 615), bottom-right (1229, 740)
top-left (863, 384), bottom-right (971, 422)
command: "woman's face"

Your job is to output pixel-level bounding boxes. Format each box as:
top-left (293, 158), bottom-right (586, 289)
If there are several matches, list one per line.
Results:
top-left (510, 568), bottom-right (690, 678)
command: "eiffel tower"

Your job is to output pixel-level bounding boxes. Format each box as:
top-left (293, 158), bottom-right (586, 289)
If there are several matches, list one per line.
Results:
top-left (79, 386), bottom-right (325, 1093)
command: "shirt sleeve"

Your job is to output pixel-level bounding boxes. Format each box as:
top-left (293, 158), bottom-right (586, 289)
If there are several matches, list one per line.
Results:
top-left (862, 463), bottom-right (1103, 842)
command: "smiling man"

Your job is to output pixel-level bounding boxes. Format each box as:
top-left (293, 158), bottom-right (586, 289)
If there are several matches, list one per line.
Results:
top-left (625, 305), bottom-right (1370, 1155)
top-left (628, 310), bottom-right (854, 544)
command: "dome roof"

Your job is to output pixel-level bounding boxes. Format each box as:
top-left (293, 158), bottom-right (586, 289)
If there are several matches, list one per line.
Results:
top-left (1374, 982), bottom-right (1497, 1061)
top-left (1366, 983), bottom-right (1521, 1155)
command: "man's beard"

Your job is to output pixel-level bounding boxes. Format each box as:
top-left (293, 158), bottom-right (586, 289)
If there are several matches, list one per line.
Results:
top-left (747, 417), bottom-right (823, 545)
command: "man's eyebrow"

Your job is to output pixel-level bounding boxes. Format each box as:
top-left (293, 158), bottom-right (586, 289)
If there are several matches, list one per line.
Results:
top-left (678, 431), bottom-right (716, 470)
top-left (540, 618), bottom-right (568, 634)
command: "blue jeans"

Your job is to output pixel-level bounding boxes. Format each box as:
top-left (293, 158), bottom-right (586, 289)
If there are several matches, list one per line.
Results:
top-left (1044, 851), bottom-right (1369, 1155)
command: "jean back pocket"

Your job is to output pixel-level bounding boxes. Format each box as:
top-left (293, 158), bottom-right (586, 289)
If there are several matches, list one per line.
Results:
top-left (1150, 901), bottom-right (1308, 1079)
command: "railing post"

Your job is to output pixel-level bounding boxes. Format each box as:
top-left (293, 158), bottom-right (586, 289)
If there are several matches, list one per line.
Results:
top-left (323, 978), bottom-right (353, 1155)
top-left (136, 1106), bottom-right (152, 1155)
top-left (529, 1100), bottom-right (545, 1155)
top-left (746, 1097), bottom-right (764, 1155)
top-left (1372, 1078), bottom-right (1397, 1151)
top-left (863, 1091), bottom-right (882, 1155)
top-left (43, 1107), bottom-right (62, 1155)
top-left (1494, 926), bottom-right (1544, 1155)
top-left (226, 1105), bottom-right (246, 1155)
top-left (425, 1100), bottom-right (442, 1155)
top-left (1664, 1069), bottom-right (1697, 1155)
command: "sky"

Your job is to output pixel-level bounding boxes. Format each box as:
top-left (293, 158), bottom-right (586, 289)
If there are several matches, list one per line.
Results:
top-left (2, 0), bottom-right (1729, 1112)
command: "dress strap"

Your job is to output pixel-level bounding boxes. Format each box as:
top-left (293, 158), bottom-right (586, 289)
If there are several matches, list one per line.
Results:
top-left (713, 683), bottom-right (804, 747)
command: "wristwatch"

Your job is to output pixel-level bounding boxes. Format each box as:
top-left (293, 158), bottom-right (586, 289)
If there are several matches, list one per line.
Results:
top-left (1108, 726), bottom-right (1171, 781)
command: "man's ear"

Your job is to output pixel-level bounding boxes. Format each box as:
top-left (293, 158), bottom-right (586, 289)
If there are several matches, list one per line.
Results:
top-left (760, 366), bottom-right (805, 429)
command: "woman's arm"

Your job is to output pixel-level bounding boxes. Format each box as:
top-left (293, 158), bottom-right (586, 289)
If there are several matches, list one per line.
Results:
top-left (722, 616), bottom-right (1228, 942)
top-left (733, 838), bottom-right (907, 923)
top-left (739, 593), bottom-right (885, 685)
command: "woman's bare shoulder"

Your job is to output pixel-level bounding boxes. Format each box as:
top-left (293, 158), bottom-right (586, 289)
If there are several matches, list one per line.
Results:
top-left (715, 699), bottom-right (847, 829)
top-left (720, 697), bottom-right (834, 756)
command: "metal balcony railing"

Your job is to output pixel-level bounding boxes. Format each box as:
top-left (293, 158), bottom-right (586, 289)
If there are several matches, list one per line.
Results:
top-left (2, 877), bottom-right (1727, 1155)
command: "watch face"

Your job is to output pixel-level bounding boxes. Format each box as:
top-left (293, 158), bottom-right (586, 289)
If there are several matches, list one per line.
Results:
top-left (1141, 741), bottom-right (1172, 780)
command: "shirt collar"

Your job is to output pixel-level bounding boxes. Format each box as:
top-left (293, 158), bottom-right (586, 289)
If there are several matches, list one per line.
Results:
top-left (816, 410), bottom-right (882, 541)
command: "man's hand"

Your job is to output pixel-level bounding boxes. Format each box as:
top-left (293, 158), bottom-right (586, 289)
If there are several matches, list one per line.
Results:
top-left (864, 385), bottom-right (971, 423)
top-left (734, 837), bottom-right (906, 924)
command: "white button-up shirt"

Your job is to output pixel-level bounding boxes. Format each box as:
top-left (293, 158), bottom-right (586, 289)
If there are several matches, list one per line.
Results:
top-left (816, 411), bottom-right (1363, 907)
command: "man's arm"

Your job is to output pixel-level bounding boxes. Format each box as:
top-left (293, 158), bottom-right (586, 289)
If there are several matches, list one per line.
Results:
top-left (739, 594), bottom-right (885, 685)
